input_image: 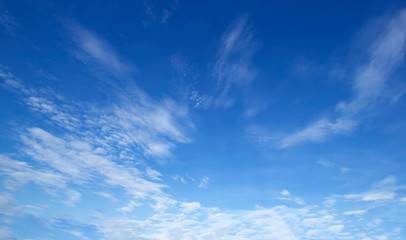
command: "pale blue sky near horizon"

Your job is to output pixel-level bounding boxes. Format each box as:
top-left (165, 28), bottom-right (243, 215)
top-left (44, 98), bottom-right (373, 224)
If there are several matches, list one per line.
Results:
top-left (1, 0), bottom-right (406, 239)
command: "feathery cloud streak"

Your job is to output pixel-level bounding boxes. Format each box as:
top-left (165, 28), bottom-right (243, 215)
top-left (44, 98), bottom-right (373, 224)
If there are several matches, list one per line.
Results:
top-left (280, 10), bottom-right (406, 148)
top-left (66, 23), bottom-right (132, 77)
top-left (0, 65), bottom-right (191, 211)
top-left (213, 16), bottom-right (259, 107)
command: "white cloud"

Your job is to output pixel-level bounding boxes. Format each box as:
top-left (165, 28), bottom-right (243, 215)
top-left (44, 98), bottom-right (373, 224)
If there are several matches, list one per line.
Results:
top-left (316, 159), bottom-right (351, 174)
top-left (344, 191), bottom-right (396, 201)
top-left (0, 226), bottom-right (14, 240)
top-left (0, 32), bottom-right (197, 213)
top-left (279, 10), bottom-right (406, 148)
top-left (173, 175), bottom-right (186, 184)
top-left (0, 155), bottom-right (67, 189)
top-left (341, 168), bottom-right (350, 173)
top-left (374, 175), bottom-right (397, 187)
top-left (334, 176), bottom-right (405, 203)
top-left (3, 124), bottom-right (176, 212)
top-left (1, 17), bottom-right (403, 240)
top-left (170, 54), bottom-right (213, 109)
top-left (198, 176), bottom-right (210, 189)
top-left (119, 200), bottom-right (142, 213)
top-left (317, 159), bottom-right (336, 168)
top-left (1, 66), bottom-right (193, 159)
top-left (213, 16), bottom-right (259, 107)
top-left (146, 167), bottom-right (163, 181)
top-left (0, 6), bottom-right (18, 35)
top-left (281, 189), bottom-right (290, 196)
top-left (140, 0), bottom-right (179, 26)
top-left (66, 23), bottom-right (131, 77)
top-left (97, 204), bottom-right (361, 240)
top-left (0, 66), bottom-right (31, 95)
top-left (180, 202), bottom-right (201, 213)
top-left (94, 192), bottom-right (117, 202)
top-left (328, 224), bottom-right (344, 234)
top-left (0, 192), bottom-right (23, 217)
top-left (343, 210), bottom-right (366, 215)
top-left (64, 190), bottom-right (82, 206)
top-left (160, 0), bottom-right (179, 24)
top-left (279, 118), bottom-right (356, 148)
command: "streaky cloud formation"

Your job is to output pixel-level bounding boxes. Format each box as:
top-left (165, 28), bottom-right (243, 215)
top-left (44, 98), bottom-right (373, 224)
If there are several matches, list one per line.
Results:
top-left (66, 23), bottom-right (132, 78)
top-left (213, 16), bottom-right (259, 108)
top-left (0, 2), bottom-right (405, 239)
top-left (279, 9), bottom-right (406, 148)
top-left (0, 5), bottom-right (18, 35)
top-left (0, 67), bottom-right (190, 212)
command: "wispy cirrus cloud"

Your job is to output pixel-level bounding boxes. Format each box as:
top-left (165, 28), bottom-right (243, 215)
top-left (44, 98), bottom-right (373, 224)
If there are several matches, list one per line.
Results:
top-left (340, 176), bottom-right (405, 202)
top-left (198, 176), bottom-right (210, 189)
top-left (2, 24), bottom-right (193, 158)
top-left (1, 21), bottom-right (196, 222)
top-left (64, 23), bottom-right (193, 158)
top-left (0, 66), bottom-right (192, 212)
top-left (170, 54), bottom-right (213, 109)
top-left (160, 0), bottom-right (179, 24)
top-left (0, 155), bottom-right (67, 190)
top-left (325, 176), bottom-right (406, 219)
top-left (2, 17), bottom-right (404, 240)
top-left (66, 23), bottom-right (132, 78)
top-left (279, 118), bottom-right (356, 148)
top-left (0, 192), bottom-right (23, 217)
top-left (142, 0), bottom-right (180, 27)
top-left (97, 203), bottom-right (386, 240)
top-left (63, 190), bottom-right (81, 207)
top-left (0, 5), bottom-right (18, 36)
top-left (20, 126), bottom-right (173, 209)
top-left (213, 16), bottom-right (259, 108)
top-left (0, 226), bottom-right (14, 240)
top-left (278, 9), bottom-right (406, 148)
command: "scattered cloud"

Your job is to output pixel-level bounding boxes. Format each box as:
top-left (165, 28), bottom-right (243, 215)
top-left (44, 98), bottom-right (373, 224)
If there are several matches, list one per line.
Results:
top-left (335, 176), bottom-right (406, 202)
top-left (278, 190), bottom-right (305, 205)
top-left (340, 167), bottom-right (350, 173)
top-left (142, 0), bottom-right (179, 27)
top-left (19, 126), bottom-right (175, 210)
top-left (279, 118), bottom-right (356, 148)
top-left (0, 67), bottom-right (195, 212)
top-left (170, 54), bottom-right (213, 109)
top-left (0, 192), bottom-right (23, 217)
top-left (278, 9), bottom-right (406, 148)
top-left (160, 0), bottom-right (179, 24)
top-left (94, 192), bottom-right (117, 202)
top-left (281, 189), bottom-right (290, 196)
top-left (316, 159), bottom-right (350, 174)
top-left (344, 191), bottom-right (396, 201)
top-left (0, 226), bottom-right (14, 240)
top-left (213, 16), bottom-right (259, 108)
top-left (0, 6), bottom-right (18, 35)
top-left (0, 155), bottom-right (67, 190)
top-left (180, 201), bottom-right (201, 213)
top-left (317, 159), bottom-right (336, 168)
top-left (1, 63), bottom-right (193, 160)
top-left (66, 23), bottom-right (132, 78)
top-left (119, 200), bottom-right (142, 213)
top-left (97, 204), bottom-right (377, 240)
top-left (146, 167), bottom-right (163, 181)
top-left (173, 175), bottom-right (186, 184)
top-left (1, 10), bottom-right (405, 240)
top-left (64, 190), bottom-right (82, 206)
top-left (343, 210), bottom-right (366, 215)
top-left (198, 176), bottom-right (210, 189)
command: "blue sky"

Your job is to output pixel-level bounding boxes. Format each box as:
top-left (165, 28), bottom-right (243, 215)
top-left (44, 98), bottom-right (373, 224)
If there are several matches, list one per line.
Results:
top-left (1, 0), bottom-right (406, 239)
